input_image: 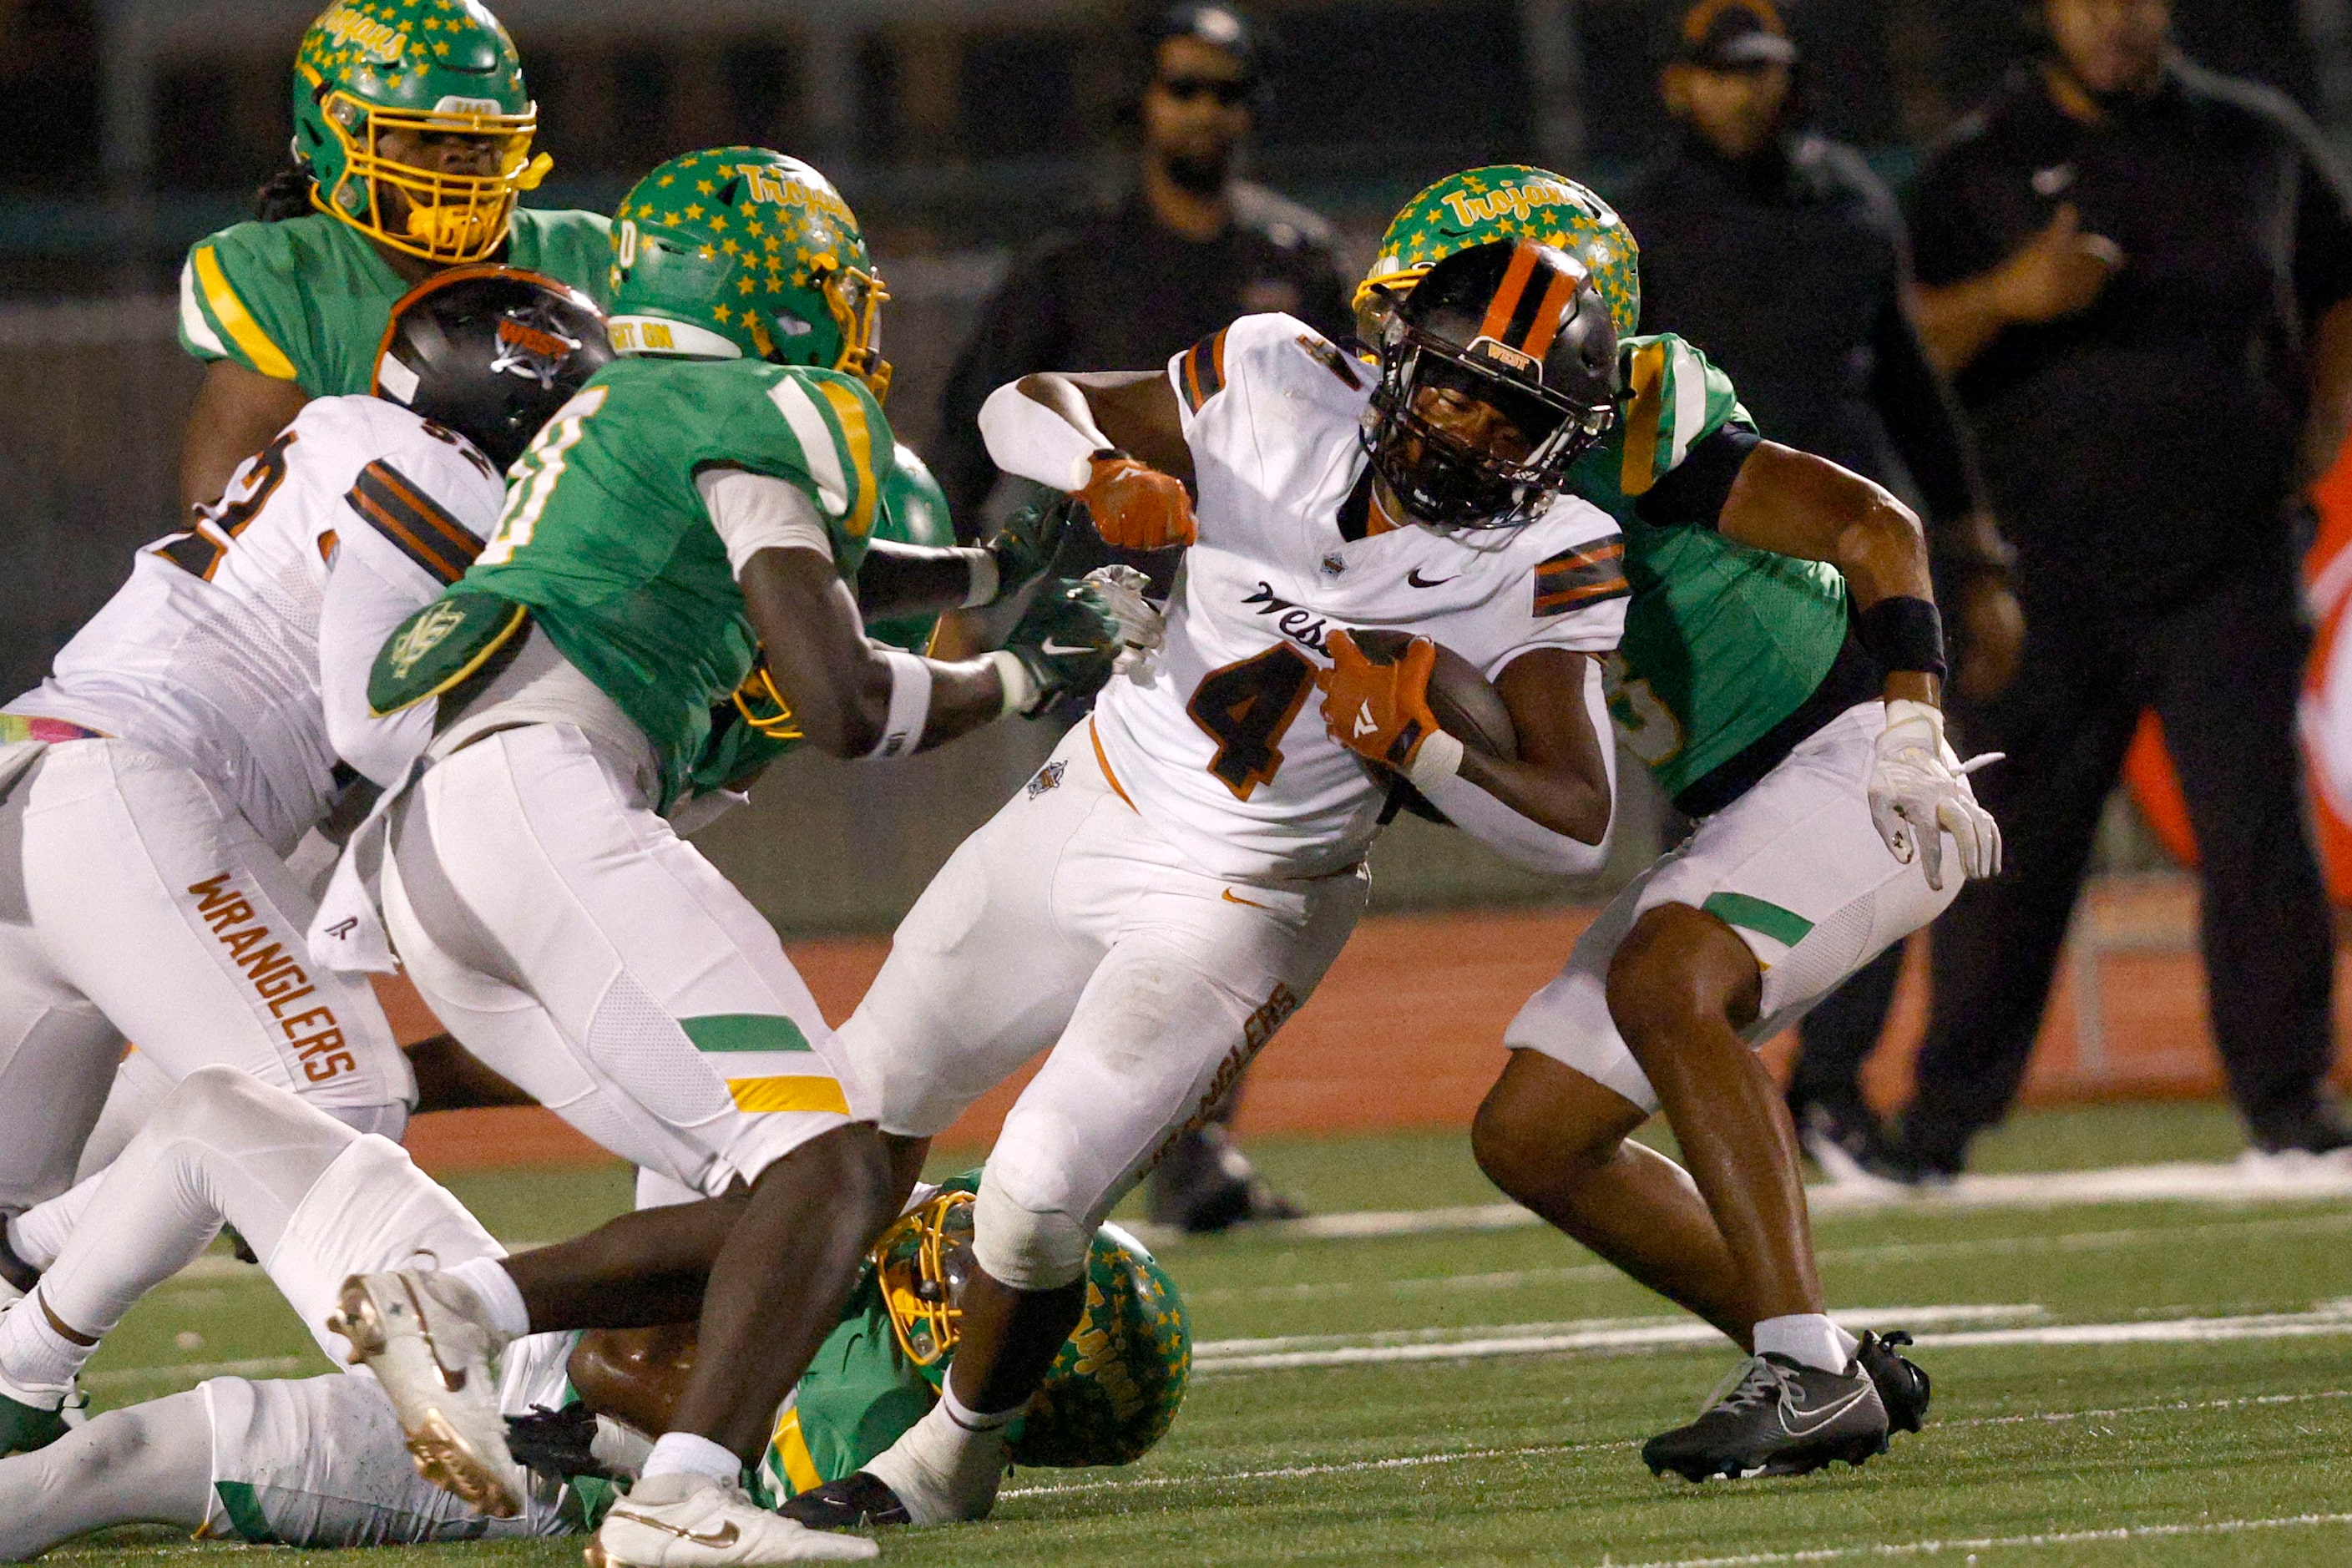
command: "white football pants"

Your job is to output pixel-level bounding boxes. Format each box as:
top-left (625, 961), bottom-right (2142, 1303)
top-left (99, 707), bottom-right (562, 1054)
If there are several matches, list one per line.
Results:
top-left (0, 739), bottom-right (411, 1210)
top-left (382, 723), bottom-right (857, 1198)
top-left (1507, 703), bottom-right (1963, 1111)
top-left (837, 722), bottom-right (1367, 1290)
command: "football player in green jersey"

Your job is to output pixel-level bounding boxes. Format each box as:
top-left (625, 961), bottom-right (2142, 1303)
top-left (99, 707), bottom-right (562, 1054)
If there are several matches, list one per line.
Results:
top-left (179, 0), bottom-right (612, 511)
top-left (322, 148), bottom-right (1138, 1566)
top-left (1368, 169), bottom-right (1994, 1479)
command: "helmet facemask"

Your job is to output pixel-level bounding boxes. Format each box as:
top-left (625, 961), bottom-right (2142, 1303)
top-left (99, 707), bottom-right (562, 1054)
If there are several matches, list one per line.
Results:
top-left (816, 260), bottom-right (892, 402)
top-left (1363, 273), bottom-right (1618, 531)
top-left (875, 1190), bottom-right (978, 1370)
top-left (314, 89), bottom-right (549, 264)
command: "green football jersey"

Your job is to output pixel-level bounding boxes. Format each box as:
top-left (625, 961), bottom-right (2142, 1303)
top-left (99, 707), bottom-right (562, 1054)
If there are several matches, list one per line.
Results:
top-left (178, 207), bottom-right (612, 397)
top-left (751, 1268), bottom-right (938, 1508)
top-left (458, 353), bottom-right (891, 807)
top-left (1570, 333), bottom-right (1853, 804)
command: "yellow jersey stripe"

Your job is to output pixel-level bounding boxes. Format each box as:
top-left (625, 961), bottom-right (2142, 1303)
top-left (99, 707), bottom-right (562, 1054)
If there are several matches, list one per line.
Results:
top-left (810, 380), bottom-right (880, 539)
top-left (727, 1075), bottom-right (851, 1115)
top-left (770, 1410), bottom-right (825, 1495)
top-left (1619, 341), bottom-right (1667, 498)
top-left (191, 247), bottom-right (298, 382)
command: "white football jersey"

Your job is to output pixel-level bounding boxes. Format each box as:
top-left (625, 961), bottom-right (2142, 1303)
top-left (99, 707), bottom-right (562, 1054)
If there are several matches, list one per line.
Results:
top-left (8, 397), bottom-right (504, 855)
top-left (1091, 313), bottom-right (1631, 882)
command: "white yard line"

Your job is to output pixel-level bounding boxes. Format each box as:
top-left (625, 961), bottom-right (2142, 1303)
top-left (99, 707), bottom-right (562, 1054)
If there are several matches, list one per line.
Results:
top-left (1141, 1158), bottom-right (2352, 1250)
top-left (1000, 1387), bottom-right (2352, 1503)
top-left (1597, 1511), bottom-right (2352, 1568)
top-left (1188, 1303), bottom-right (2352, 1374)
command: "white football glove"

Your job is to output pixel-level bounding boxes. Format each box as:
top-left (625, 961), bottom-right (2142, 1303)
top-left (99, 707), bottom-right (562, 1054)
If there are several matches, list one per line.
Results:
top-left (1868, 699), bottom-right (2002, 892)
top-left (1083, 564), bottom-right (1165, 676)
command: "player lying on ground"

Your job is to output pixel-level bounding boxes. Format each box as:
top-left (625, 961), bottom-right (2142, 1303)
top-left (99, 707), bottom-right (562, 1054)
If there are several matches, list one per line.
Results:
top-left (340, 228), bottom-right (1631, 1556)
top-left (1353, 170), bottom-right (1988, 1479)
top-left (0, 267), bottom-right (609, 1340)
top-left (316, 148), bottom-right (1145, 1566)
top-left (0, 1069), bottom-right (1186, 1558)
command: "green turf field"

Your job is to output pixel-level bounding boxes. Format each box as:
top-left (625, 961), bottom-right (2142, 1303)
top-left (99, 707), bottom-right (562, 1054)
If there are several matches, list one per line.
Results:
top-left (49, 1102), bottom-right (2352, 1567)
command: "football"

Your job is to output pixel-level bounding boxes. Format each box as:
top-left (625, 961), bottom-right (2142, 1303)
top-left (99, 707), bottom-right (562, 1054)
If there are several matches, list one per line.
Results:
top-left (1346, 629), bottom-right (1518, 762)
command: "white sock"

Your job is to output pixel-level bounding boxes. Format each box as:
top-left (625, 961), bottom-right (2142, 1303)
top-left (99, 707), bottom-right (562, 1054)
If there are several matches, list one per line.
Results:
top-left (640, 1431), bottom-right (741, 1483)
top-left (940, 1375), bottom-right (1024, 1431)
top-left (1753, 1313), bottom-right (1848, 1374)
top-left (443, 1256), bottom-right (529, 1341)
top-left (9, 1185), bottom-right (92, 1275)
top-left (0, 1289), bottom-right (87, 1395)
top-left (864, 1386), bottom-right (1015, 1525)
top-left (1833, 1322), bottom-right (1860, 1363)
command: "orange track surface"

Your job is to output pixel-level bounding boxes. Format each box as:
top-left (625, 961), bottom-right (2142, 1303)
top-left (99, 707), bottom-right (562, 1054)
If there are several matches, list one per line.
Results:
top-left (396, 879), bottom-right (2352, 1175)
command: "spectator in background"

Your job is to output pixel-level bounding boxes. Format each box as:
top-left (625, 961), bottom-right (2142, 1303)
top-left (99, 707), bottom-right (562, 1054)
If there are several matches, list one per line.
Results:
top-left (936, 3), bottom-right (1347, 1232)
top-left (1612, 0), bottom-right (2021, 1179)
top-left (1894, 0), bottom-right (2352, 1175)
top-left (933, 1), bottom-right (1351, 535)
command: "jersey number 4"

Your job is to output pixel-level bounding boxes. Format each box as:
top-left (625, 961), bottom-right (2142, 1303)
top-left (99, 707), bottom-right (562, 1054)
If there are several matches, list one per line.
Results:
top-left (1188, 644), bottom-right (1317, 800)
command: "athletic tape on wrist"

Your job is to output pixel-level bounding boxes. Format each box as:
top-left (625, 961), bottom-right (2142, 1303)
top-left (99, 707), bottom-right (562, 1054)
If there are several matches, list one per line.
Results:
top-left (867, 649), bottom-right (933, 759)
top-left (1407, 730), bottom-right (1464, 791)
top-left (959, 548), bottom-right (1000, 609)
top-left (977, 381), bottom-right (1105, 493)
top-left (989, 649), bottom-right (1038, 720)
top-left (1856, 595), bottom-right (1948, 681)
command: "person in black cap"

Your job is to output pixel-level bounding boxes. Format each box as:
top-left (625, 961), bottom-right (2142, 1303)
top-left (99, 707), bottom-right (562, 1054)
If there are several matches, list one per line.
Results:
top-left (934, 2), bottom-right (1352, 536)
top-left (1893, 0), bottom-right (2352, 1176)
top-left (1612, 0), bottom-right (2022, 1177)
top-left (937, 3), bottom-right (1346, 1232)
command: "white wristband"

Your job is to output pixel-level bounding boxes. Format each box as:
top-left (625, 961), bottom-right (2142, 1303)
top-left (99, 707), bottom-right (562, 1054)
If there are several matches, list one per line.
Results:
top-left (1407, 730), bottom-right (1464, 792)
top-left (958, 548), bottom-right (999, 609)
top-left (978, 381), bottom-right (1106, 493)
top-left (865, 648), bottom-right (933, 760)
top-left (989, 649), bottom-right (1038, 720)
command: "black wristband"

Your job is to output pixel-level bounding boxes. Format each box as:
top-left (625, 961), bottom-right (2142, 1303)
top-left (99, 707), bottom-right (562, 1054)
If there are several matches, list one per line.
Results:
top-left (1856, 595), bottom-right (1948, 680)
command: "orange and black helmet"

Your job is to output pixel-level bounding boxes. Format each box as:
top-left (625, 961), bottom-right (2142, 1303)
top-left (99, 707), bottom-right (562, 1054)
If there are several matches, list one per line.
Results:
top-left (1362, 238), bottom-right (1618, 529)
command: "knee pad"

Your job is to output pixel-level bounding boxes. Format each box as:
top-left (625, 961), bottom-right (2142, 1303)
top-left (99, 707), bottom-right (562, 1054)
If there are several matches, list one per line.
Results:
top-left (971, 1171), bottom-right (1092, 1292)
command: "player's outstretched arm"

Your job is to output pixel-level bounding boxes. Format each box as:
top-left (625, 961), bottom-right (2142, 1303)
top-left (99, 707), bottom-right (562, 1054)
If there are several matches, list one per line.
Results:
top-left (739, 545), bottom-right (1029, 759)
top-left (979, 372), bottom-right (1198, 549)
top-left (1717, 440), bottom-right (2000, 886)
top-left (854, 498), bottom-right (1072, 622)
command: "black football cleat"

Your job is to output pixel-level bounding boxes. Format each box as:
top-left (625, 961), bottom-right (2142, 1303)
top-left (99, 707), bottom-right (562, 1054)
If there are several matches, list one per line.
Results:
top-left (780, 1471), bottom-right (913, 1530)
top-left (1643, 1353), bottom-right (1890, 1482)
top-left (1856, 1329), bottom-right (1930, 1434)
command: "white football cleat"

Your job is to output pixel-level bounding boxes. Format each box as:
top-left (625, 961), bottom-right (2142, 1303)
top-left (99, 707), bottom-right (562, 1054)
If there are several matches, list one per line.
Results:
top-left (857, 1398), bottom-right (1012, 1525)
top-left (328, 1268), bottom-right (520, 1518)
top-left (588, 1471), bottom-right (879, 1565)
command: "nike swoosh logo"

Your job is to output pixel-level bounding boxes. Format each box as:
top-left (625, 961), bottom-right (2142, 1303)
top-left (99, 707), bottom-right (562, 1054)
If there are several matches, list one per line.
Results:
top-left (396, 1276), bottom-right (468, 1393)
top-left (613, 1509), bottom-right (741, 1548)
top-left (1779, 1383), bottom-right (1874, 1439)
top-left (1353, 701), bottom-right (1378, 739)
top-left (1039, 640), bottom-right (1093, 655)
top-left (1222, 888), bottom-right (1271, 909)
top-left (1407, 569), bottom-right (1456, 588)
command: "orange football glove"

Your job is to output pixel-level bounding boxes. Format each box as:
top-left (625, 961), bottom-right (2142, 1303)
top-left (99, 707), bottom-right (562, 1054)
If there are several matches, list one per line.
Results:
top-left (1318, 630), bottom-right (1443, 771)
top-left (1077, 452), bottom-right (1197, 549)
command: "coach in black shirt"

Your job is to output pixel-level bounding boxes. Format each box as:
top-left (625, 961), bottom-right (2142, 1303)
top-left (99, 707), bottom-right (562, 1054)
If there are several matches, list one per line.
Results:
top-left (1614, 0), bottom-right (2020, 1176)
top-left (1893, 0), bottom-right (2352, 1171)
top-left (934, 3), bottom-right (1350, 533)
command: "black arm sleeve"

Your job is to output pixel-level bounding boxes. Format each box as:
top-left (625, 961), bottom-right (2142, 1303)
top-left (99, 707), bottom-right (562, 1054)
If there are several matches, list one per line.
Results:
top-left (1634, 424), bottom-right (1762, 529)
top-left (933, 242), bottom-right (1076, 539)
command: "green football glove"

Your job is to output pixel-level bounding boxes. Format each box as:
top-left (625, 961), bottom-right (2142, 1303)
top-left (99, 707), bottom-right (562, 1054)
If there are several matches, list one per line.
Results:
top-left (1000, 578), bottom-right (1124, 717)
top-left (982, 496), bottom-right (1076, 606)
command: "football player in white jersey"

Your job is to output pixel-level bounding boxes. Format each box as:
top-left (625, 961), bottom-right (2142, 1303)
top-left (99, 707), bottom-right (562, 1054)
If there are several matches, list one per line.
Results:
top-left (762, 239), bottom-right (1631, 1532)
top-left (0, 269), bottom-right (609, 1429)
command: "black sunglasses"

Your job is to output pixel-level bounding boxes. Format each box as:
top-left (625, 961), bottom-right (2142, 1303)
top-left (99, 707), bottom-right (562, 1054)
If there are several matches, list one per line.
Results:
top-left (1155, 74), bottom-right (1252, 106)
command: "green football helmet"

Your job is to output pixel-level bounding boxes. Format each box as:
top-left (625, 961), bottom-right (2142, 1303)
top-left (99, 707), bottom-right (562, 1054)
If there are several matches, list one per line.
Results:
top-left (873, 1190), bottom-right (1191, 1469)
top-left (291, 1), bottom-right (551, 264)
top-left (1357, 166), bottom-right (1640, 344)
top-left (606, 148), bottom-right (891, 399)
